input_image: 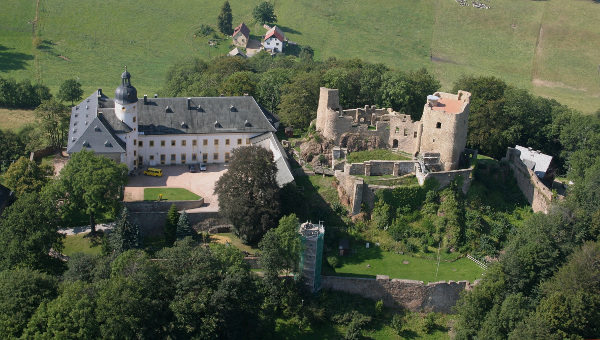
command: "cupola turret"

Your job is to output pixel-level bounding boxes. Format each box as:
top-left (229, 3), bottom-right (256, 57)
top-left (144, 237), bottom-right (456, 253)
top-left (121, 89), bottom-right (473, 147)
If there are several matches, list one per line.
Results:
top-left (115, 66), bottom-right (138, 104)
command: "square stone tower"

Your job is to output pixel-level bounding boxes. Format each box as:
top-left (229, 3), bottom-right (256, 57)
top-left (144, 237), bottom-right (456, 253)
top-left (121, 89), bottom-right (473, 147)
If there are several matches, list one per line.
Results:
top-left (419, 91), bottom-right (471, 171)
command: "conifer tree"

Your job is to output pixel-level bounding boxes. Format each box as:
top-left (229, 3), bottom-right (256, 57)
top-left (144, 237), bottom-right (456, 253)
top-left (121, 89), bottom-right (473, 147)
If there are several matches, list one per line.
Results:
top-left (217, 1), bottom-right (233, 35)
top-left (164, 204), bottom-right (178, 246)
top-left (110, 208), bottom-right (141, 253)
top-left (176, 210), bottom-right (194, 239)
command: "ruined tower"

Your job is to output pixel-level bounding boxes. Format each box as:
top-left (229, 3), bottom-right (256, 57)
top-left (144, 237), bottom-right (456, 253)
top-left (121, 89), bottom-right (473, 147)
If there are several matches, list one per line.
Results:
top-left (316, 87), bottom-right (345, 143)
top-left (419, 91), bottom-right (471, 171)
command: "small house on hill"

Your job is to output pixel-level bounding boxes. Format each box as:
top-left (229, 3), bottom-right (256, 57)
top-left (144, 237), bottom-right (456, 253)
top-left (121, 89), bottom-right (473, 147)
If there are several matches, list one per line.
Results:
top-left (232, 22), bottom-right (250, 48)
top-left (514, 145), bottom-right (555, 183)
top-left (263, 26), bottom-right (285, 53)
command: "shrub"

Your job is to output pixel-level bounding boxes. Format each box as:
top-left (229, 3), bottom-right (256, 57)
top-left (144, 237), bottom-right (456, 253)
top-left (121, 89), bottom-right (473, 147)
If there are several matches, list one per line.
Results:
top-left (197, 24), bottom-right (214, 37)
top-left (421, 313), bottom-right (436, 334)
top-left (327, 255), bottom-right (339, 268)
top-left (391, 314), bottom-right (403, 334)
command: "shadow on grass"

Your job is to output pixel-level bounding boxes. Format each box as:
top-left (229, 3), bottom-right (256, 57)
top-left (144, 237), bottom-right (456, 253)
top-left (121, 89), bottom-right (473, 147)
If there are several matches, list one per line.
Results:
top-left (339, 246), bottom-right (384, 266)
top-left (278, 25), bottom-right (301, 35)
top-left (0, 45), bottom-right (33, 72)
top-left (399, 329), bottom-right (419, 339)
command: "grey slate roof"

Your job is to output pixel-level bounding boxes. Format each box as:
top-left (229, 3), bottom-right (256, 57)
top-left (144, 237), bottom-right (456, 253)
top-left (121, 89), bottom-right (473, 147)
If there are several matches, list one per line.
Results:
top-left (515, 145), bottom-right (553, 179)
top-left (251, 132), bottom-right (294, 186)
top-left (68, 116), bottom-right (126, 154)
top-left (137, 96), bottom-right (276, 135)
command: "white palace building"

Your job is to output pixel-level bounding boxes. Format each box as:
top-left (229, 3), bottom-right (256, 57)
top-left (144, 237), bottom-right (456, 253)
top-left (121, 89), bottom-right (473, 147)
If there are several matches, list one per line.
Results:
top-left (67, 69), bottom-right (294, 185)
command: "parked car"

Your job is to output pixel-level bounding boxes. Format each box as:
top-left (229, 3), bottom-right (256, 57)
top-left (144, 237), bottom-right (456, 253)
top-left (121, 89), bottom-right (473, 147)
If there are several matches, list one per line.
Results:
top-left (143, 168), bottom-right (163, 177)
top-left (199, 163), bottom-right (207, 171)
top-left (189, 164), bottom-right (197, 173)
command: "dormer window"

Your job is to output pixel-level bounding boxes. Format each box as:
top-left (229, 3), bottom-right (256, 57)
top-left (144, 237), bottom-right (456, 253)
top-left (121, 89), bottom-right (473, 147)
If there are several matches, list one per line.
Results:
top-left (166, 106), bottom-right (173, 113)
top-left (214, 121), bottom-right (222, 128)
top-left (244, 120), bottom-right (252, 127)
top-left (94, 125), bottom-right (101, 132)
top-left (181, 122), bottom-right (188, 129)
top-left (230, 105), bottom-right (237, 112)
top-left (83, 140), bottom-right (90, 148)
top-left (197, 106), bottom-right (204, 112)
top-left (104, 141), bottom-right (112, 147)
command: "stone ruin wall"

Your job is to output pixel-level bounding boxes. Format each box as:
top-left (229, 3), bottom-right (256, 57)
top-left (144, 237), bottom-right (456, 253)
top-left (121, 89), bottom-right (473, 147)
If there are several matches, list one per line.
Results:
top-left (387, 115), bottom-right (422, 155)
top-left (345, 160), bottom-right (415, 177)
top-left (321, 275), bottom-right (475, 313)
top-left (502, 148), bottom-right (560, 213)
top-left (416, 167), bottom-right (474, 195)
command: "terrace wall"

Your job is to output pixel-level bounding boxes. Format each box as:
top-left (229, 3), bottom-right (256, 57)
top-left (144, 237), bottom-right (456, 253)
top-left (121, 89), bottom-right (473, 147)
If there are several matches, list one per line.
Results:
top-left (321, 275), bottom-right (475, 313)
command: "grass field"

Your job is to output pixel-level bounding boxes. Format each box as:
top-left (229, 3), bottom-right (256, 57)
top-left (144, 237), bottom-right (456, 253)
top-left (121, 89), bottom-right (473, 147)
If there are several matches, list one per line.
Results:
top-left (62, 233), bottom-right (103, 256)
top-left (144, 188), bottom-right (201, 201)
top-left (0, 108), bottom-right (36, 131)
top-left (347, 149), bottom-right (411, 164)
top-left (325, 245), bottom-right (485, 283)
top-left (2, 0), bottom-right (600, 113)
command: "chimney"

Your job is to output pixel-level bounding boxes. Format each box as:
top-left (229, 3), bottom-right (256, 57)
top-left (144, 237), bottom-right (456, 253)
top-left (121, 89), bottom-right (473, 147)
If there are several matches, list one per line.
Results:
top-left (143, 95), bottom-right (147, 104)
top-left (97, 88), bottom-right (102, 97)
top-left (154, 94), bottom-right (158, 98)
top-left (187, 98), bottom-right (191, 110)
top-left (220, 93), bottom-right (224, 97)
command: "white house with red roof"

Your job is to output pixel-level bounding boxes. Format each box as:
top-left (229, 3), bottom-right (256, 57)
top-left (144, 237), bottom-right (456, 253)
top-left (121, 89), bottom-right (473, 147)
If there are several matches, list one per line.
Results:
top-left (263, 26), bottom-right (285, 53)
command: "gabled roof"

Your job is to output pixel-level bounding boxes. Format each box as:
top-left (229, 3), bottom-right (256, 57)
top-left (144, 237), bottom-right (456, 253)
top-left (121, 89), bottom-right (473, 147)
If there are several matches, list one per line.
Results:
top-left (250, 132), bottom-right (294, 186)
top-left (233, 22), bottom-right (250, 39)
top-left (264, 26), bottom-right (285, 42)
top-left (138, 96), bottom-right (276, 135)
top-left (515, 145), bottom-right (553, 179)
top-left (228, 48), bottom-right (247, 58)
top-left (68, 116), bottom-right (126, 154)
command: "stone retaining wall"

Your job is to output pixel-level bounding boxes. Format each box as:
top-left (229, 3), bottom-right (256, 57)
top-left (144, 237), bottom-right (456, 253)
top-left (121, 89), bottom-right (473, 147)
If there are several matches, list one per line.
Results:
top-left (321, 275), bottom-right (474, 313)
top-left (345, 160), bottom-right (415, 176)
top-left (416, 167), bottom-right (473, 194)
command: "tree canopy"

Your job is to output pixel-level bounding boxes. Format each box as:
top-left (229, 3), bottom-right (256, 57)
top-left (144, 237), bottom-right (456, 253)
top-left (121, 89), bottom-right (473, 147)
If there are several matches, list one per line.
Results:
top-left (34, 98), bottom-right (70, 148)
top-left (217, 1), bottom-right (233, 35)
top-left (214, 146), bottom-right (280, 244)
top-left (57, 79), bottom-right (84, 106)
top-left (2, 156), bottom-right (52, 196)
top-left (253, 2), bottom-right (277, 25)
top-left (55, 149), bottom-right (128, 233)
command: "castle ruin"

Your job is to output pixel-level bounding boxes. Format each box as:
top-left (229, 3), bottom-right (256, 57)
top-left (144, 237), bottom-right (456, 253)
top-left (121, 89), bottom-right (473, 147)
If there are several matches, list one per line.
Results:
top-left (315, 87), bottom-right (471, 171)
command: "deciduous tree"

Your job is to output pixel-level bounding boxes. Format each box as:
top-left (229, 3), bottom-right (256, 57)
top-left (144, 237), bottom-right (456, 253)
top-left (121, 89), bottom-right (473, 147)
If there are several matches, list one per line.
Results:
top-left (278, 71), bottom-right (321, 129)
top-left (214, 146), bottom-right (280, 244)
top-left (57, 79), bottom-right (84, 106)
top-left (56, 149), bottom-right (128, 234)
top-left (35, 98), bottom-right (70, 148)
top-left (2, 156), bottom-right (52, 196)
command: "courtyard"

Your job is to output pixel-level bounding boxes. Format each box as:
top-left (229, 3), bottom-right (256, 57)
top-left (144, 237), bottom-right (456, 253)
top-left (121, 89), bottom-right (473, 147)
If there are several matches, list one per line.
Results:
top-left (123, 164), bottom-right (227, 211)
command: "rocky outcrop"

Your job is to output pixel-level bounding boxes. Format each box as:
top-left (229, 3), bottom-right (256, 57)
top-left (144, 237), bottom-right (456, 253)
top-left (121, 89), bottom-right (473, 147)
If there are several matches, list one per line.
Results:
top-left (300, 138), bottom-right (335, 167)
top-left (339, 133), bottom-right (386, 152)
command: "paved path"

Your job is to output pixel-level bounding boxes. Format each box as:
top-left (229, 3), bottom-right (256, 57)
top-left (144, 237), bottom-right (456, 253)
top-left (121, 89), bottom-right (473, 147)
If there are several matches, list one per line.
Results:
top-left (58, 222), bottom-right (115, 235)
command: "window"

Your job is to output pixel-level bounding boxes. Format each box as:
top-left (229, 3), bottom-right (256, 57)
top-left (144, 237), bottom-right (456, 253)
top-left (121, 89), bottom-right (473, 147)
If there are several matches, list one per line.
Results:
top-left (138, 156), bottom-right (143, 165)
top-left (139, 140), bottom-right (143, 147)
top-left (160, 154), bottom-right (166, 164)
top-left (395, 127), bottom-right (399, 134)
top-left (161, 140), bottom-right (165, 147)
top-left (213, 153), bottom-right (218, 160)
top-left (192, 140), bottom-right (197, 146)
top-left (133, 139), bottom-right (137, 146)
top-left (246, 138), bottom-right (250, 144)
top-left (203, 153), bottom-right (208, 162)
top-left (225, 139), bottom-right (230, 145)
top-left (237, 138), bottom-right (242, 145)
top-left (436, 122), bottom-right (442, 129)
top-left (171, 154), bottom-right (176, 162)
top-left (171, 140), bottom-right (176, 146)
top-left (181, 154), bottom-right (186, 163)
top-left (192, 153), bottom-right (197, 162)
top-left (133, 116), bottom-right (136, 123)
top-left (414, 132), bottom-right (418, 138)
top-left (203, 139), bottom-right (208, 146)
top-left (133, 160), bottom-right (137, 166)
top-left (149, 155), bottom-right (155, 161)
top-left (225, 152), bottom-right (230, 162)
top-left (133, 150), bottom-right (137, 156)
top-left (214, 139), bottom-right (219, 145)
top-left (181, 140), bottom-right (186, 146)
top-left (403, 129), bottom-right (408, 137)
top-left (149, 140), bottom-right (154, 147)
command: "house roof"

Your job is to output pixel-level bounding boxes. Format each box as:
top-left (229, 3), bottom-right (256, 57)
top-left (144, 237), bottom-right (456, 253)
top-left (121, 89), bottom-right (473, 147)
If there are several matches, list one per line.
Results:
top-left (515, 145), bottom-right (553, 179)
top-left (233, 22), bottom-right (250, 39)
top-left (67, 116), bottom-right (126, 154)
top-left (250, 132), bottom-right (294, 186)
top-left (228, 48), bottom-right (247, 58)
top-left (137, 96), bottom-right (276, 135)
top-left (264, 26), bottom-right (285, 42)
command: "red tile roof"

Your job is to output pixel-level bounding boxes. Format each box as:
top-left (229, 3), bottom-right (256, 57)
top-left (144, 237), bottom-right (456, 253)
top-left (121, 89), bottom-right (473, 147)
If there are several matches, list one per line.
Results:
top-left (233, 22), bottom-right (250, 39)
top-left (264, 26), bottom-right (284, 42)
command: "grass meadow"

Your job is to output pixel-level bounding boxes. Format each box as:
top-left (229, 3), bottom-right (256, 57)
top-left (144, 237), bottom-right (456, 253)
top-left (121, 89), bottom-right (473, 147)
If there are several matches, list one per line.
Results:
top-left (144, 187), bottom-right (201, 201)
top-left (1, 0), bottom-right (600, 113)
top-left (0, 108), bottom-right (37, 131)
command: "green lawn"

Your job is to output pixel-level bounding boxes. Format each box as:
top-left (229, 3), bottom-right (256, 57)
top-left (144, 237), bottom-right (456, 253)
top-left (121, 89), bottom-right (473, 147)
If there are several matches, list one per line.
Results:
top-left (62, 233), bottom-right (103, 256)
top-left (144, 188), bottom-right (201, 201)
top-left (347, 150), bottom-right (411, 164)
top-left (214, 232), bottom-right (259, 255)
top-left (326, 245), bottom-right (485, 283)
top-left (1, 0), bottom-right (598, 113)
top-left (357, 175), bottom-right (419, 187)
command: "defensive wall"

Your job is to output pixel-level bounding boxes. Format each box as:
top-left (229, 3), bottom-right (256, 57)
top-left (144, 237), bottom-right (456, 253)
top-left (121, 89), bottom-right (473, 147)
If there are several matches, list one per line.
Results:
top-left (29, 146), bottom-right (58, 161)
top-left (334, 160), bottom-right (473, 214)
top-left (502, 148), bottom-right (561, 213)
top-left (321, 275), bottom-right (475, 313)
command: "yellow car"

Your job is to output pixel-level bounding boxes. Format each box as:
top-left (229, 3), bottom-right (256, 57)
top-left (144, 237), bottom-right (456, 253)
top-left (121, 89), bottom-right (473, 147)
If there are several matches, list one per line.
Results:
top-left (143, 168), bottom-right (163, 177)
